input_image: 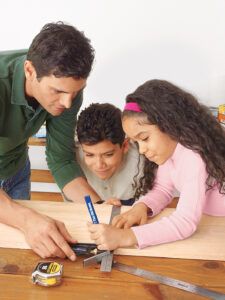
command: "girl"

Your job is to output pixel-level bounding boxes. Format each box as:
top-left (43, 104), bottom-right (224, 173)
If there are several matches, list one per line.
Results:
top-left (87, 80), bottom-right (225, 250)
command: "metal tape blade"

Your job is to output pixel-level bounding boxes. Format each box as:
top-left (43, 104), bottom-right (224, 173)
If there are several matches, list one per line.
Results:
top-left (113, 262), bottom-right (225, 300)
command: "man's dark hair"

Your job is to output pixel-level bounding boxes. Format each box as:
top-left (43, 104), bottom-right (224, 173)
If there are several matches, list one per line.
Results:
top-left (27, 21), bottom-right (95, 79)
top-left (77, 103), bottom-right (125, 146)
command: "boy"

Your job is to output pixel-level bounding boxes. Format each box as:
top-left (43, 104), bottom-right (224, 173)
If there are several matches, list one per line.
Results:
top-left (76, 103), bottom-right (143, 206)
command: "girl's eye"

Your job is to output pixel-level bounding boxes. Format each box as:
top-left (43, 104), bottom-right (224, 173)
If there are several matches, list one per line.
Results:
top-left (51, 88), bottom-right (60, 94)
top-left (141, 137), bottom-right (149, 142)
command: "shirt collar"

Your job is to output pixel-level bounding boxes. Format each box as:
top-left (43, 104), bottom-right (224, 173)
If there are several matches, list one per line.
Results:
top-left (170, 142), bottom-right (184, 162)
top-left (11, 55), bottom-right (29, 106)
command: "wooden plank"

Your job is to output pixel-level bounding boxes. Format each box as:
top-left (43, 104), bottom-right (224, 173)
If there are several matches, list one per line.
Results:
top-left (31, 169), bottom-right (55, 183)
top-left (0, 248), bottom-right (224, 287)
top-left (0, 274), bottom-right (197, 300)
top-left (28, 137), bottom-right (46, 146)
top-left (0, 248), bottom-right (224, 300)
top-left (0, 201), bottom-right (224, 261)
top-left (167, 197), bottom-right (178, 208)
top-left (31, 192), bottom-right (63, 202)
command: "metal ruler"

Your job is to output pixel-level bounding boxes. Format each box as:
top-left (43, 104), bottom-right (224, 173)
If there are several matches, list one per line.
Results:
top-left (109, 205), bottom-right (121, 224)
top-left (100, 205), bottom-right (121, 272)
top-left (113, 262), bottom-right (225, 300)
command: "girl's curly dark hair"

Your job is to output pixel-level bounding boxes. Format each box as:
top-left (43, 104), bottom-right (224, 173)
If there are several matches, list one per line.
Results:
top-left (122, 79), bottom-right (225, 197)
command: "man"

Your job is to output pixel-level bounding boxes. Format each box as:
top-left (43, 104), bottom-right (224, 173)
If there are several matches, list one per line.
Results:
top-left (76, 103), bottom-right (143, 206)
top-left (0, 22), bottom-right (101, 260)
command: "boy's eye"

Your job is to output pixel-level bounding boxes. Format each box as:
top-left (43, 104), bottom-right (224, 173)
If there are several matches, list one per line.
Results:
top-left (85, 153), bottom-right (94, 157)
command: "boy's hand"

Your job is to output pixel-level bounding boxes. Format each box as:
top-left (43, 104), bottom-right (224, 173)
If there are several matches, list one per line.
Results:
top-left (105, 198), bottom-right (121, 206)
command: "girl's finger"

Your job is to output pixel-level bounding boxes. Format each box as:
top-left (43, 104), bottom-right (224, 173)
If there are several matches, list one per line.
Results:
top-left (97, 243), bottom-right (109, 251)
top-left (114, 218), bottom-right (126, 229)
top-left (90, 231), bottom-right (101, 240)
top-left (140, 215), bottom-right (148, 225)
top-left (87, 223), bottom-right (98, 233)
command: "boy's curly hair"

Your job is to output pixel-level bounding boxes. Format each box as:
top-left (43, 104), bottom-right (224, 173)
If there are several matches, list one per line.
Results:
top-left (77, 103), bottom-right (125, 146)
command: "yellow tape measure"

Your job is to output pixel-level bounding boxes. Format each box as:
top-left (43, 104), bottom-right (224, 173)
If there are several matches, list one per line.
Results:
top-left (32, 261), bottom-right (63, 287)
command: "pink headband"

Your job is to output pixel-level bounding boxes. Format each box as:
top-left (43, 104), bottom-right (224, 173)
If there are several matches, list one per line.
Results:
top-left (124, 102), bottom-right (142, 112)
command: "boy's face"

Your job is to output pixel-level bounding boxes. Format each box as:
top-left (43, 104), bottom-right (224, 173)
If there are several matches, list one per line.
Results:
top-left (122, 116), bottom-right (177, 165)
top-left (24, 61), bottom-right (86, 116)
top-left (81, 140), bottom-right (128, 180)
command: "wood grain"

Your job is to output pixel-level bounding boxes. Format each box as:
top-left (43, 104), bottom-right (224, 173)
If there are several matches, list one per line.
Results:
top-left (31, 192), bottom-right (63, 202)
top-left (31, 169), bottom-right (55, 183)
top-left (0, 201), bottom-right (224, 261)
top-left (28, 137), bottom-right (46, 146)
top-left (0, 248), bottom-right (224, 300)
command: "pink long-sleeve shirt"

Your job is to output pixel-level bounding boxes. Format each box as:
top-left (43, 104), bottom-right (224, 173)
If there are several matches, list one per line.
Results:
top-left (132, 143), bottom-right (225, 248)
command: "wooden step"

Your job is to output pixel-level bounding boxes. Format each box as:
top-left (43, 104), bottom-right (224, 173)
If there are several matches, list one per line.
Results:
top-left (31, 192), bottom-right (63, 202)
top-left (28, 137), bottom-right (46, 146)
top-left (30, 169), bottom-right (61, 202)
top-left (31, 169), bottom-right (55, 183)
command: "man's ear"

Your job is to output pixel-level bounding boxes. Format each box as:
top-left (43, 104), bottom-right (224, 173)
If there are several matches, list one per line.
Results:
top-left (122, 138), bottom-right (129, 154)
top-left (24, 60), bottom-right (36, 81)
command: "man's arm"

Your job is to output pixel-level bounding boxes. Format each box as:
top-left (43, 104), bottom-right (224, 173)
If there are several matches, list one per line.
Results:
top-left (62, 176), bottom-right (101, 203)
top-left (46, 92), bottom-right (102, 202)
top-left (0, 189), bottom-right (77, 260)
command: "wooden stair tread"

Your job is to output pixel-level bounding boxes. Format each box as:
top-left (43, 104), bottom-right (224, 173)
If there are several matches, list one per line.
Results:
top-left (31, 192), bottom-right (63, 202)
top-left (28, 137), bottom-right (46, 146)
top-left (31, 169), bottom-right (54, 183)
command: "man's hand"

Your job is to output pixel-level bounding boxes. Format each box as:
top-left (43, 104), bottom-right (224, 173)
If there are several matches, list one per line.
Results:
top-left (0, 189), bottom-right (76, 260)
top-left (112, 203), bottom-right (149, 229)
top-left (22, 210), bottom-right (77, 260)
top-left (87, 222), bottom-right (137, 250)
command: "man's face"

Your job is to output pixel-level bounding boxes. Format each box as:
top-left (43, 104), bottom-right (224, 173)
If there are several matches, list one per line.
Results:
top-left (81, 140), bottom-right (128, 180)
top-left (24, 61), bottom-right (86, 116)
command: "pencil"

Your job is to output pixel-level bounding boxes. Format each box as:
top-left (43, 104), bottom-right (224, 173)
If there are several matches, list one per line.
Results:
top-left (84, 195), bottom-right (99, 224)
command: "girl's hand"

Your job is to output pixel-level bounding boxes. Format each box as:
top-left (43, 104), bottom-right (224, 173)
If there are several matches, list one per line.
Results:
top-left (87, 222), bottom-right (137, 250)
top-left (112, 203), bottom-right (149, 229)
top-left (105, 198), bottom-right (121, 206)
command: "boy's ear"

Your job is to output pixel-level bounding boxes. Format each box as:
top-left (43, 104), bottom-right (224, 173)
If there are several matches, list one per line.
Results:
top-left (122, 138), bottom-right (129, 154)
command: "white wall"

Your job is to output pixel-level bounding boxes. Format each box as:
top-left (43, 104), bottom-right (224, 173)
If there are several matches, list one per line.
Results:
top-left (1, 0), bottom-right (225, 108)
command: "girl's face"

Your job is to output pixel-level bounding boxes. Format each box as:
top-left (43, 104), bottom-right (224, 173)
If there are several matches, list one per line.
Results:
top-left (122, 116), bottom-right (177, 165)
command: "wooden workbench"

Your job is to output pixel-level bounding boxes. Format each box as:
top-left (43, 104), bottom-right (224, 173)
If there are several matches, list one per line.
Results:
top-left (0, 201), bottom-right (225, 299)
top-left (0, 247), bottom-right (224, 300)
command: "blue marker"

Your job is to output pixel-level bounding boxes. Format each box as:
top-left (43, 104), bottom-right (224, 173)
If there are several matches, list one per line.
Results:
top-left (84, 195), bottom-right (99, 224)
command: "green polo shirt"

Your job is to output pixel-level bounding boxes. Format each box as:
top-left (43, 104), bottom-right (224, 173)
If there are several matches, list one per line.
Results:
top-left (0, 50), bottom-right (84, 189)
